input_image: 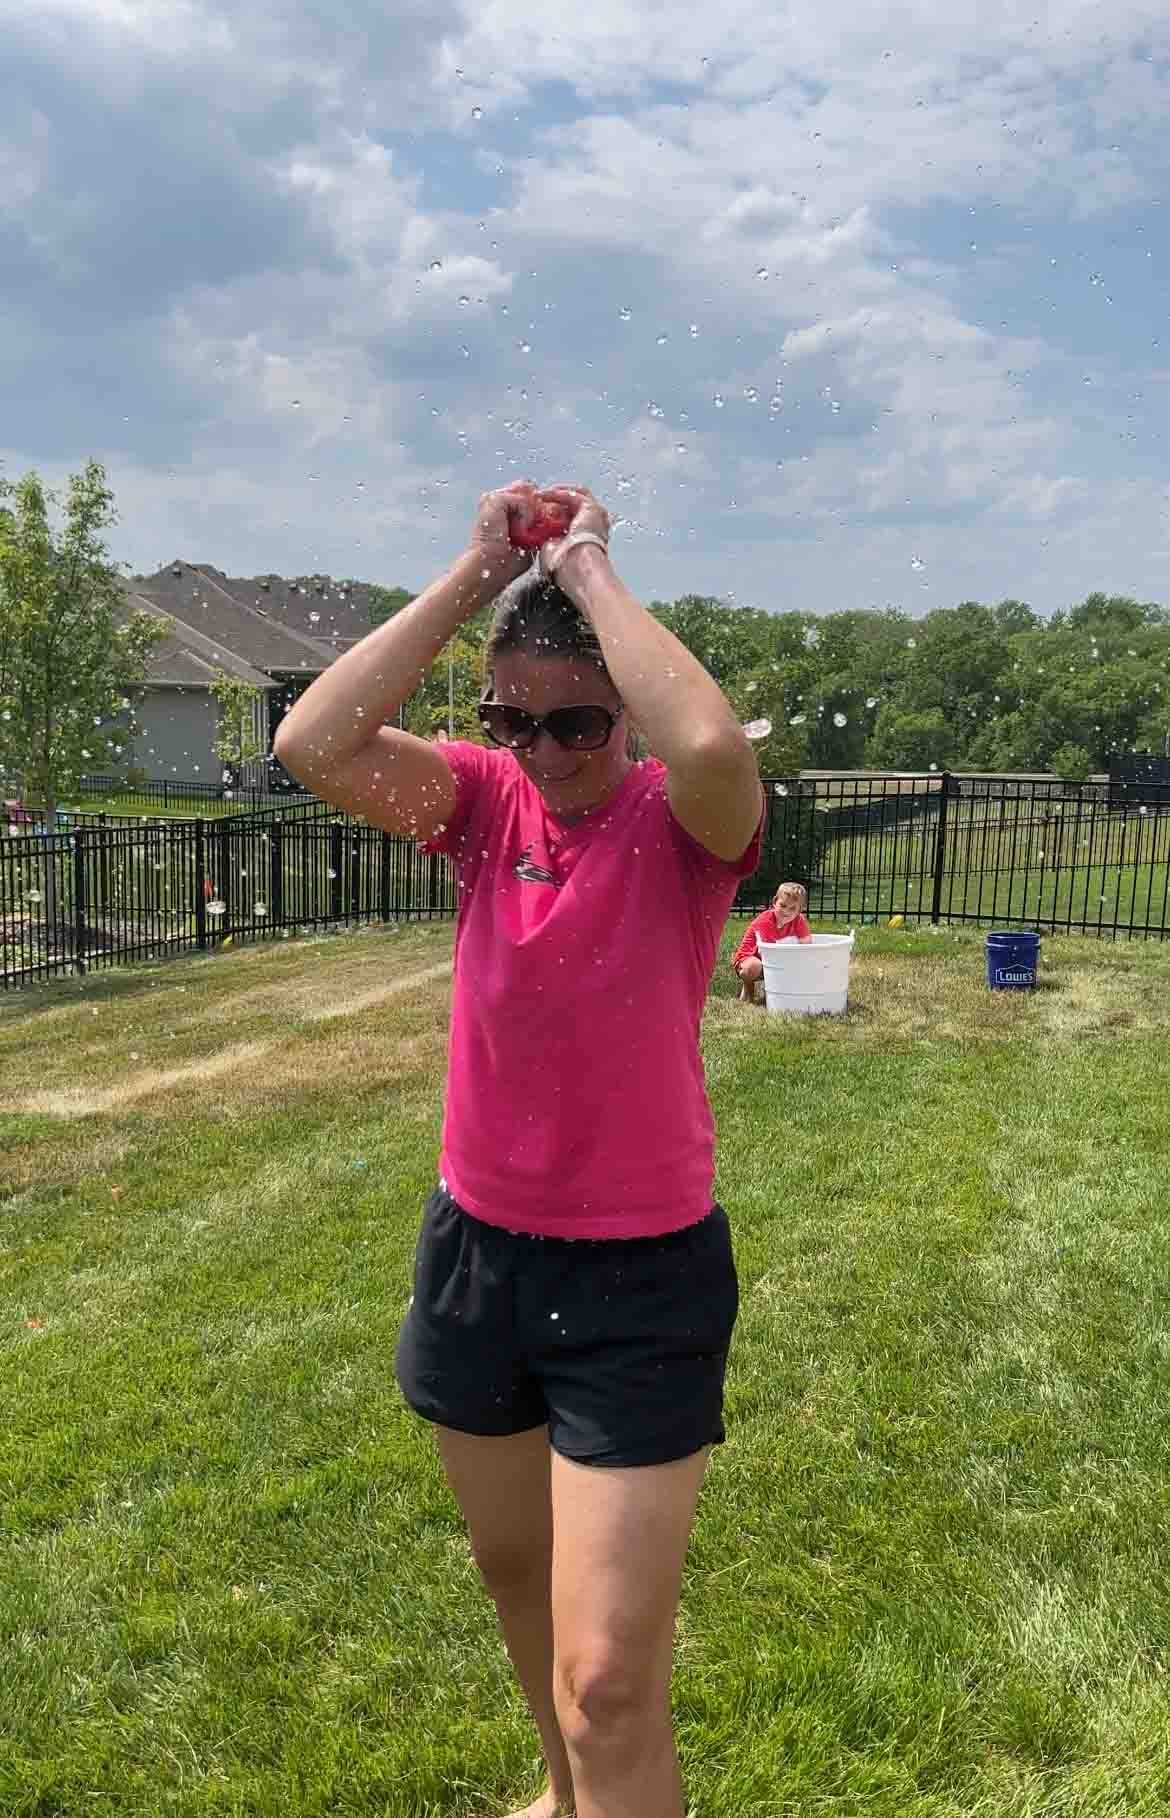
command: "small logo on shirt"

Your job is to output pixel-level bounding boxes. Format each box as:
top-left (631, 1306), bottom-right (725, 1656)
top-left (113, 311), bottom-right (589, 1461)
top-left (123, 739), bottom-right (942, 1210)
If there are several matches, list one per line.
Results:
top-left (513, 843), bottom-right (559, 887)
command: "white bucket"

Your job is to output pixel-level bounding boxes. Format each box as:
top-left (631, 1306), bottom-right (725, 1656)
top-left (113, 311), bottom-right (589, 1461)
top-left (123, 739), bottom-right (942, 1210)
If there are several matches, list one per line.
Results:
top-left (757, 931), bottom-right (855, 1016)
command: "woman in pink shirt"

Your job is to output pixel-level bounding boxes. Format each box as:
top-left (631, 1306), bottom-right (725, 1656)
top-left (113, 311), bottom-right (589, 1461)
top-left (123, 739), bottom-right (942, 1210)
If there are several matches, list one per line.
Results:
top-left (274, 480), bottom-right (762, 1818)
top-left (732, 880), bottom-right (813, 1004)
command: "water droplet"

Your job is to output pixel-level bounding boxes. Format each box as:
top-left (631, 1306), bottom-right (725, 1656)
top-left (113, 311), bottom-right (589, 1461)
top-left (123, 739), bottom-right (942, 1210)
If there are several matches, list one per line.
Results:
top-left (906, 638), bottom-right (917, 649)
top-left (744, 386), bottom-right (758, 403)
top-left (648, 401), bottom-right (665, 418)
top-left (206, 899), bottom-right (226, 917)
top-left (744, 718), bottom-right (772, 741)
top-left (25, 888), bottom-right (42, 904)
top-left (675, 442), bottom-right (687, 454)
top-left (866, 695), bottom-right (879, 709)
top-left (471, 105), bottom-right (483, 120)
top-left (518, 341), bottom-right (531, 354)
top-left (254, 901), bottom-right (268, 917)
top-left (458, 295), bottom-right (471, 307)
top-left (910, 555), bottom-right (925, 571)
top-left (619, 306), bottom-right (632, 322)
top-left (756, 267), bottom-right (769, 280)
top-left (309, 610), bottom-right (321, 623)
top-left (429, 259), bottom-right (443, 272)
top-left (713, 393), bottom-right (725, 409)
top-left (789, 713), bottom-right (807, 727)
top-left (689, 323), bottom-right (699, 338)
top-left (656, 332), bottom-right (669, 345)
top-left (833, 711), bottom-right (848, 728)
top-left (774, 783), bottom-right (789, 797)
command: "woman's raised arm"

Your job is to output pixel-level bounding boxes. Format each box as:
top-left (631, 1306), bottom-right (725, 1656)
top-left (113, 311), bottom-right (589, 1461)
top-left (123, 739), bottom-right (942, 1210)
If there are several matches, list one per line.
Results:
top-left (273, 483), bottom-right (535, 837)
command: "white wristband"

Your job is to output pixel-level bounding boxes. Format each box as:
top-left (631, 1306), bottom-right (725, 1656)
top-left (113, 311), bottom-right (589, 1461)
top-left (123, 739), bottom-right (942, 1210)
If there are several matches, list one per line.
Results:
top-left (539, 531), bottom-right (609, 580)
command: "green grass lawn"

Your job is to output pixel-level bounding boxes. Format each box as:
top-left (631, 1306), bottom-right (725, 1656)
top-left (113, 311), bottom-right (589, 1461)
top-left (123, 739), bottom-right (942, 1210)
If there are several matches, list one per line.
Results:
top-left (3, 924), bottom-right (1170, 1815)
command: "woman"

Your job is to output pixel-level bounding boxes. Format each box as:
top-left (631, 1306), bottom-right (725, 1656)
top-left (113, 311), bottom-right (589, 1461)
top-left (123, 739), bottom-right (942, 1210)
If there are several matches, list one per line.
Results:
top-left (274, 481), bottom-right (763, 1818)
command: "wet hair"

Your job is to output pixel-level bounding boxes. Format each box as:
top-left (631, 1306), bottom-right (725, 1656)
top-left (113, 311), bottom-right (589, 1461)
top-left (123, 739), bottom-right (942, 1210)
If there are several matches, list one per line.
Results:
top-left (482, 570), bottom-right (609, 694)
top-left (774, 880), bottom-right (808, 913)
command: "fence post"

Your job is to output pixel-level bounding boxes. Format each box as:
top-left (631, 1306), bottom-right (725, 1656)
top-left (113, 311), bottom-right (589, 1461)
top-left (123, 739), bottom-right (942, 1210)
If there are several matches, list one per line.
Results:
top-left (330, 821), bottom-right (344, 921)
top-left (349, 825), bottom-right (362, 924)
top-left (379, 832), bottom-right (394, 922)
top-left (195, 818), bottom-right (207, 950)
top-left (930, 771), bottom-right (954, 925)
top-left (270, 822), bottom-right (284, 928)
top-left (72, 831), bottom-right (87, 977)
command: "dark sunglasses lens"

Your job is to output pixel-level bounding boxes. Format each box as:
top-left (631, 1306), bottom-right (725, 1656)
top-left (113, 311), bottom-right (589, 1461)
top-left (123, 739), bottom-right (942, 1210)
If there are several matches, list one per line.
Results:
top-left (546, 707), bottom-right (613, 750)
top-left (479, 705), bottom-right (536, 748)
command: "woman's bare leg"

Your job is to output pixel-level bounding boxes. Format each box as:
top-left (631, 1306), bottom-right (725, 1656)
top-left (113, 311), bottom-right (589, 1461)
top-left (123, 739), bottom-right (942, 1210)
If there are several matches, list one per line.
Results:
top-left (435, 1425), bottom-right (576, 1816)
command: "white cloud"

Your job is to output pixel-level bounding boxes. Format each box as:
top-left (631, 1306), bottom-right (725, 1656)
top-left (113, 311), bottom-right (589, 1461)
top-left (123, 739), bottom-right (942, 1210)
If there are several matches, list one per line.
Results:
top-left (2, 0), bottom-right (1169, 616)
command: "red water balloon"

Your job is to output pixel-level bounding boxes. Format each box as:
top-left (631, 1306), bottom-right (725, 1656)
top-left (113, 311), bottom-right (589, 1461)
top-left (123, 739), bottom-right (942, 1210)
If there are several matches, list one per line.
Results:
top-left (508, 501), bottom-right (571, 549)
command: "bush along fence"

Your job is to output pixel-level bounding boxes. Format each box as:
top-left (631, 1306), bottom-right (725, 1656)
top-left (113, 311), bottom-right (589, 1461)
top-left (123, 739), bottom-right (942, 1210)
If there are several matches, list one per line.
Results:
top-left (4, 771), bottom-right (1170, 989)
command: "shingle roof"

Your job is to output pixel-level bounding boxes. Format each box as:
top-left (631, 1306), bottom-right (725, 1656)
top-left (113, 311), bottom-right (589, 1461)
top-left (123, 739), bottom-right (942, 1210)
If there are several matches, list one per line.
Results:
top-left (122, 592), bottom-right (278, 690)
top-left (128, 563), bottom-right (342, 675)
top-left (210, 569), bottom-right (374, 657)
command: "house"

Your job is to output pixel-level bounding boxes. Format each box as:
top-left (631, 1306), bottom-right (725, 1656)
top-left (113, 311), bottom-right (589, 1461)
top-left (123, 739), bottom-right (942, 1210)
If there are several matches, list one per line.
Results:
top-left (120, 563), bottom-right (383, 788)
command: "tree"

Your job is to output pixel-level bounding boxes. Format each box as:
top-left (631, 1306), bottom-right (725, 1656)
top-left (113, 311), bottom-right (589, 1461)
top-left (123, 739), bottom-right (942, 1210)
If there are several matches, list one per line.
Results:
top-left (209, 671), bottom-right (266, 785)
top-left (867, 707), bottom-right (957, 772)
top-left (367, 584), bottom-right (413, 629)
top-left (0, 461), bottom-right (166, 932)
top-left (401, 626), bottom-right (488, 742)
top-left (1050, 742), bottom-right (1092, 782)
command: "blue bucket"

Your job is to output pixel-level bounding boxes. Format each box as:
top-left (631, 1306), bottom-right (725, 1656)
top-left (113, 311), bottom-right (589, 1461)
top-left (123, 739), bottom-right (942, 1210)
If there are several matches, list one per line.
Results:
top-left (986, 930), bottom-right (1041, 990)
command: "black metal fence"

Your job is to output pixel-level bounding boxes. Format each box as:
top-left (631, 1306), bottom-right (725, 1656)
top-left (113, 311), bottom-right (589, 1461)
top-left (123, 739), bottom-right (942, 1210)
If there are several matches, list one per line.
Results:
top-left (69, 771), bottom-right (307, 813)
top-left (740, 771), bottom-right (1170, 936)
top-left (2, 804), bottom-right (455, 990)
top-left (6, 771), bottom-right (1170, 989)
top-left (1109, 754), bottom-right (1170, 807)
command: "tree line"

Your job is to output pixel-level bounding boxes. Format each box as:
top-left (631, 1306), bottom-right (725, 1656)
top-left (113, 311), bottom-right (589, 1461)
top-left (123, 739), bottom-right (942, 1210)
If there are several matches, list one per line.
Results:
top-left (4, 462), bottom-right (1168, 855)
top-left (372, 585), bottom-right (1170, 781)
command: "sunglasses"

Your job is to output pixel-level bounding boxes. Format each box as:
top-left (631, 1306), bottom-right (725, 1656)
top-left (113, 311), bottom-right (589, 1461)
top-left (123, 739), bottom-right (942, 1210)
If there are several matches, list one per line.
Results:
top-left (478, 698), bottom-right (623, 752)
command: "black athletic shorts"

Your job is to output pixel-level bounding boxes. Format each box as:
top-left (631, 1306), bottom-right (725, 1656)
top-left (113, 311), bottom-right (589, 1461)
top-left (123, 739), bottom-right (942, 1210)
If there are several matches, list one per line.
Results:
top-left (394, 1183), bottom-right (740, 1468)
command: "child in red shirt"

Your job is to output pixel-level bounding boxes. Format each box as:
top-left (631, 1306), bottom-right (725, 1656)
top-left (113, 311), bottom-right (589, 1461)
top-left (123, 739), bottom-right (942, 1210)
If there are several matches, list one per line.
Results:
top-left (732, 880), bottom-right (812, 1003)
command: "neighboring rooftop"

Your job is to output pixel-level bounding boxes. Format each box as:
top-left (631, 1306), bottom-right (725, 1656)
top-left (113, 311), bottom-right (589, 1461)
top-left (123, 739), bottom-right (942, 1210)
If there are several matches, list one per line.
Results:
top-left (121, 592), bottom-right (278, 690)
top-left (127, 561), bottom-right (381, 677)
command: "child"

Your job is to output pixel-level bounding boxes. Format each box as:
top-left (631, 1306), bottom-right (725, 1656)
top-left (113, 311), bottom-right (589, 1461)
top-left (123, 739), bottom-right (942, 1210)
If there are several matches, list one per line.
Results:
top-left (732, 880), bottom-right (812, 1004)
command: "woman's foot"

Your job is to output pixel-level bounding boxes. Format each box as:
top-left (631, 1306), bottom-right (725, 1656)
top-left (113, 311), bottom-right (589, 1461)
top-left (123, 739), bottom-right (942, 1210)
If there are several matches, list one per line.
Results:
top-left (502, 1790), bottom-right (574, 1818)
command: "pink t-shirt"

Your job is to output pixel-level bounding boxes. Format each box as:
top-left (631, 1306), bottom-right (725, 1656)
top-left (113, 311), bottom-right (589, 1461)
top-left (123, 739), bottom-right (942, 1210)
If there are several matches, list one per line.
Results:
top-left (422, 744), bottom-right (761, 1238)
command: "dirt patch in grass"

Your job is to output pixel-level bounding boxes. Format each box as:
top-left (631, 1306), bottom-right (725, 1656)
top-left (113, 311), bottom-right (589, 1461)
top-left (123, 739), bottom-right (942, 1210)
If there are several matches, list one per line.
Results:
top-left (0, 954), bottom-right (452, 1121)
top-left (301, 960), bottom-right (452, 1022)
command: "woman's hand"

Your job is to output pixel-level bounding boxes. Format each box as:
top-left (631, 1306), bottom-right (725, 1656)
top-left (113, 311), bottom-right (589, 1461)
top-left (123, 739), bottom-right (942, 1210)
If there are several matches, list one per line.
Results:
top-left (468, 480), bottom-right (542, 583)
top-left (536, 485), bottom-right (612, 576)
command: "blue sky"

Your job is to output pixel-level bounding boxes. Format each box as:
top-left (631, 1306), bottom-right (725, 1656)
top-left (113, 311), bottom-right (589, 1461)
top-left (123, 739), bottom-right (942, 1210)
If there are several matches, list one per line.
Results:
top-left (2, 0), bottom-right (1168, 620)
